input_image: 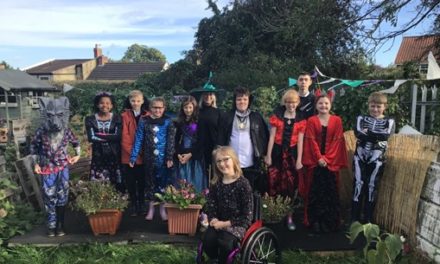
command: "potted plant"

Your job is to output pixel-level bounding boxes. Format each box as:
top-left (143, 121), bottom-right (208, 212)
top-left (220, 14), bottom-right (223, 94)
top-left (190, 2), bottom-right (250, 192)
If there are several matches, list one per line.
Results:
top-left (261, 193), bottom-right (294, 224)
top-left (155, 179), bottom-right (206, 236)
top-left (70, 180), bottom-right (129, 236)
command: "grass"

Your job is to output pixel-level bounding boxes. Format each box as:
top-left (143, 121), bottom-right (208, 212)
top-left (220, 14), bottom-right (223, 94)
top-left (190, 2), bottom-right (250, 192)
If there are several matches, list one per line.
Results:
top-left (0, 243), bottom-right (366, 264)
top-left (1, 243), bottom-right (432, 264)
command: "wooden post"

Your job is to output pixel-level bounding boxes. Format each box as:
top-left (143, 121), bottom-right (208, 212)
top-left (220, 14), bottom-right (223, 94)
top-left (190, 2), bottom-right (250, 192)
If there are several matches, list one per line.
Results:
top-left (431, 85), bottom-right (438, 131)
top-left (411, 84), bottom-right (418, 127)
top-left (420, 85), bottom-right (427, 133)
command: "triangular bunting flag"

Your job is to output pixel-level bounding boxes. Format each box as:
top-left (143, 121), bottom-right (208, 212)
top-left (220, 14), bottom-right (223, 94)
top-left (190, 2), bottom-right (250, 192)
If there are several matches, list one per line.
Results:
top-left (427, 51), bottom-right (440, 80)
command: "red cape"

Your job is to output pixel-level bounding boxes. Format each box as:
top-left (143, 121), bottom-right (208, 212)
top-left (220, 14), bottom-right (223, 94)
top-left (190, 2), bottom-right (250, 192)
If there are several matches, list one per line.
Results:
top-left (302, 115), bottom-right (348, 172)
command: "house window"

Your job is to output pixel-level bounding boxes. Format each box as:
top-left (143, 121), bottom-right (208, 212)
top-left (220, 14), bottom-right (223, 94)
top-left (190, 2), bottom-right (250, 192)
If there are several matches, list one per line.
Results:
top-left (28, 91), bottom-right (45, 109)
top-left (0, 91), bottom-right (18, 107)
top-left (40, 76), bottom-right (49, 80)
top-left (419, 64), bottom-right (428, 74)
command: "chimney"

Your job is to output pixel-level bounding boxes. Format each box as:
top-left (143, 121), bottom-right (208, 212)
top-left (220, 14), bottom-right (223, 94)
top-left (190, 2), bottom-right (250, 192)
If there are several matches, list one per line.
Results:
top-left (93, 44), bottom-right (102, 58)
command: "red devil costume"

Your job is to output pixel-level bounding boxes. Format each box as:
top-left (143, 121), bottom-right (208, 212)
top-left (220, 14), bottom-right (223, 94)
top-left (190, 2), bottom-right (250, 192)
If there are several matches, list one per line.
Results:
top-left (302, 115), bottom-right (347, 231)
top-left (267, 106), bottom-right (307, 198)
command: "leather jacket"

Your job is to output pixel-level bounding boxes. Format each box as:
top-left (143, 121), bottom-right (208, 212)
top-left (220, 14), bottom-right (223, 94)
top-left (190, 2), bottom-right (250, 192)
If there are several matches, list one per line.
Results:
top-left (217, 110), bottom-right (269, 162)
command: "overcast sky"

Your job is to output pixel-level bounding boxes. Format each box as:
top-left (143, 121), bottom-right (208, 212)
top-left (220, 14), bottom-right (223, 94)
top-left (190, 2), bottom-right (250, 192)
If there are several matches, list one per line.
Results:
top-left (0, 0), bottom-right (434, 70)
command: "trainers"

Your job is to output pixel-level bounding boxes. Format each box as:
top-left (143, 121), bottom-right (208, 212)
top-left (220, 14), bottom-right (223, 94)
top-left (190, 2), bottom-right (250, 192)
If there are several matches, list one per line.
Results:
top-left (47, 228), bottom-right (56, 237)
top-left (286, 216), bottom-right (296, 231)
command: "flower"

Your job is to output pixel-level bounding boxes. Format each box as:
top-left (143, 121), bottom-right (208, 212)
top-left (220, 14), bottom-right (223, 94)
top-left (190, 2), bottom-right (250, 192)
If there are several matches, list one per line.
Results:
top-left (70, 180), bottom-right (129, 215)
top-left (155, 179), bottom-right (206, 210)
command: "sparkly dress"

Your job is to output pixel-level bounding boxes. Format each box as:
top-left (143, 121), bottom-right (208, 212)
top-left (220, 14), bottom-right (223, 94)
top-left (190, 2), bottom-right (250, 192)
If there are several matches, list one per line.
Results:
top-left (85, 113), bottom-right (122, 185)
top-left (130, 115), bottom-right (176, 200)
top-left (204, 176), bottom-right (253, 239)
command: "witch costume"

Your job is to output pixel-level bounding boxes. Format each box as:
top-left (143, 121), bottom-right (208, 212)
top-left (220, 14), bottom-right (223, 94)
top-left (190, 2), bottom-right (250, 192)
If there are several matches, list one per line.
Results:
top-left (175, 120), bottom-right (206, 192)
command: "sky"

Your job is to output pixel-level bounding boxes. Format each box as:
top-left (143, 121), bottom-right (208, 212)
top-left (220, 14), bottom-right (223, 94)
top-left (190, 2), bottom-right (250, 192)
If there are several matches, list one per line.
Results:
top-left (0, 0), bottom-right (435, 70)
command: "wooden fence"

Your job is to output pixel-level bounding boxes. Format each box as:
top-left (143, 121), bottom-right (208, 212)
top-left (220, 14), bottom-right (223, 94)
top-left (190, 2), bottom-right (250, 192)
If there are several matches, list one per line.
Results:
top-left (411, 84), bottom-right (439, 133)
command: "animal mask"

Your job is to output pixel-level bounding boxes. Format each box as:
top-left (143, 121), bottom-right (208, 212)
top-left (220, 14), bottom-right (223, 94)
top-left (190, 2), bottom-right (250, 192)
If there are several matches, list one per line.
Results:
top-left (38, 97), bottom-right (70, 132)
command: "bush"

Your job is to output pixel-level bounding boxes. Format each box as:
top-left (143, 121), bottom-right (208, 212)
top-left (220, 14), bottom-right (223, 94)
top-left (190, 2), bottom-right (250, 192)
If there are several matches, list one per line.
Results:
top-left (261, 193), bottom-right (293, 224)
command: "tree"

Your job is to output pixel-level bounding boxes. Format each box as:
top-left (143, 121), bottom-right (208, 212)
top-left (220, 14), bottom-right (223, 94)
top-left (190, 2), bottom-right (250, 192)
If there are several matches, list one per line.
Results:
top-left (121, 44), bottom-right (166, 63)
top-left (346, 0), bottom-right (440, 53)
top-left (0, 61), bottom-right (14, 69)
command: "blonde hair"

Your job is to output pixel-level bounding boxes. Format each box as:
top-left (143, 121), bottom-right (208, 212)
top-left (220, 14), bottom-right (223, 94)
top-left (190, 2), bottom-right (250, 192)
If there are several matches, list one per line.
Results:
top-left (281, 89), bottom-right (300, 105)
top-left (128, 90), bottom-right (143, 99)
top-left (199, 92), bottom-right (217, 109)
top-left (368, 92), bottom-right (387, 105)
top-left (211, 146), bottom-right (242, 185)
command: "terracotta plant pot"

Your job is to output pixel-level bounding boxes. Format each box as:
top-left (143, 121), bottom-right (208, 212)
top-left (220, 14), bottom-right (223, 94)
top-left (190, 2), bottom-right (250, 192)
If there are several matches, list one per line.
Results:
top-left (88, 209), bottom-right (123, 236)
top-left (165, 203), bottom-right (202, 236)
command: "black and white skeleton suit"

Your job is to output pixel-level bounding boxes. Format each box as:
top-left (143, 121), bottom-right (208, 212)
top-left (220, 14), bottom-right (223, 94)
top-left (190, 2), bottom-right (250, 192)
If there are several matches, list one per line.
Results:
top-left (351, 115), bottom-right (395, 223)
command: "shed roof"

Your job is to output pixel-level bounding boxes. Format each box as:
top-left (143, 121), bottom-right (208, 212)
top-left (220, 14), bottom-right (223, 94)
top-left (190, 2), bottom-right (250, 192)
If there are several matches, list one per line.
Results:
top-left (25, 59), bottom-right (92, 74)
top-left (0, 70), bottom-right (56, 91)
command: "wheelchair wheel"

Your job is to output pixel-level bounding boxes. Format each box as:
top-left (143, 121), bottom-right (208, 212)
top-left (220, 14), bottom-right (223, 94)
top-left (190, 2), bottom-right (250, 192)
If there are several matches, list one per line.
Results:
top-left (241, 227), bottom-right (281, 264)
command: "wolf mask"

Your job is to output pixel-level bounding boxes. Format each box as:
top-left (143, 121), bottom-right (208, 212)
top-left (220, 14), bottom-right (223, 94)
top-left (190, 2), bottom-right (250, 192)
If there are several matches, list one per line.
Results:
top-left (38, 97), bottom-right (70, 132)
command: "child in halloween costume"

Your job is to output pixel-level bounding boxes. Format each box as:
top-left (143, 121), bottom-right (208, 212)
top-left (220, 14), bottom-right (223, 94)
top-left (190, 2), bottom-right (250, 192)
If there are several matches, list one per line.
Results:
top-left (303, 95), bottom-right (348, 233)
top-left (351, 92), bottom-right (395, 223)
top-left (202, 146), bottom-right (253, 264)
top-left (175, 96), bottom-right (207, 192)
top-left (121, 90), bottom-right (149, 216)
top-left (85, 92), bottom-right (122, 190)
top-left (30, 97), bottom-right (80, 237)
top-left (130, 97), bottom-right (176, 221)
top-left (265, 89), bottom-right (306, 231)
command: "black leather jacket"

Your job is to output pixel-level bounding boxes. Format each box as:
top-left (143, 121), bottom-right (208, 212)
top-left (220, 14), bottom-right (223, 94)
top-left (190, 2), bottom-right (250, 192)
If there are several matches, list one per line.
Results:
top-left (217, 110), bottom-right (269, 163)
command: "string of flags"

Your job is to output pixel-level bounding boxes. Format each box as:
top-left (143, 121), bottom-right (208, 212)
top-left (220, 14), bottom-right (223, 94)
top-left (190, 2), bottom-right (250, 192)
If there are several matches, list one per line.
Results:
top-left (287, 51), bottom-right (440, 95)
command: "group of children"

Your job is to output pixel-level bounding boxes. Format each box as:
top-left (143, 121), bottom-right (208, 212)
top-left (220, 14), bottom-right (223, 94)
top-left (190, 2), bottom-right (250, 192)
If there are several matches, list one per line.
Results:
top-left (30, 72), bottom-right (395, 264)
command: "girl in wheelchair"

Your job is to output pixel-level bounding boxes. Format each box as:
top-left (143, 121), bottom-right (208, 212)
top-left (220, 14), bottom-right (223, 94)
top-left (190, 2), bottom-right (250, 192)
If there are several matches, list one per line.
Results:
top-left (202, 146), bottom-right (253, 264)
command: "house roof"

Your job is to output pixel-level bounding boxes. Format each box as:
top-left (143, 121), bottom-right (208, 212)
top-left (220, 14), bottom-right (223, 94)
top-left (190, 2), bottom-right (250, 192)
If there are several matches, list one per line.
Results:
top-left (0, 70), bottom-right (56, 91)
top-left (25, 59), bottom-right (92, 74)
top-left (395, 35), bottom-right (440, 65)
top-left (87, 62), bottom-right (166, 81)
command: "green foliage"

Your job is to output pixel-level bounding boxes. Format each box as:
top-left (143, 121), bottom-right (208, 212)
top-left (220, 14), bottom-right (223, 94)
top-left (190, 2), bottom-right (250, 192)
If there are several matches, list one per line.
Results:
top-left (261, 193), bottom-right (293, 223)
top-left (348, 221), bottom-right (403, 264)
top-left (155, 179), bottom-right (206, 210)
top-left (0, 177), bottom-right (43, 245)
top-left (70, 180), bottom-right (129, 215)
top-left (4, 143), bottom-right (17, 172)
top-left (121, 44), bottom-right (166, 63)
top-left (252, 86), bottom-right (280, 118)
top-left (332, 85), bottom-right (410, 131)
top-left (65, 81), bottom-right (134, 117)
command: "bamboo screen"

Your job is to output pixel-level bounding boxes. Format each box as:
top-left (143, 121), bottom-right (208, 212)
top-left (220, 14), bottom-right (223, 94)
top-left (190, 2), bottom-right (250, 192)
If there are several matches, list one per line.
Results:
top-left (340, 131), bottom-right (439, 243)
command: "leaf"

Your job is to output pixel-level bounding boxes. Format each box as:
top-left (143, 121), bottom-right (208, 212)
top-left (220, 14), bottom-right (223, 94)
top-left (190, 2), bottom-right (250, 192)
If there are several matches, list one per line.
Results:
top-left (363, 223), bottom-right (380, 246)
top-left (348, 221), bottom-right (364, 244)
top-left (384, 234), bottom-right (403, 261)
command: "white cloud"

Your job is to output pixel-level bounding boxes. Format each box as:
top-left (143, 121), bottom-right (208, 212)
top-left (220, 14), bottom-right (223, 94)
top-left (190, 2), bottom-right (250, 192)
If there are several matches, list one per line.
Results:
top-left (0, 0), bottom-right (230, 48)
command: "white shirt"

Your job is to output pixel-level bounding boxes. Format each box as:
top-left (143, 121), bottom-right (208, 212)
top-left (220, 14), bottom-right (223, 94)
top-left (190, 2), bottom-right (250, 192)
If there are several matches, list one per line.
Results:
top-left (230, 116), bottom-right (254, 168)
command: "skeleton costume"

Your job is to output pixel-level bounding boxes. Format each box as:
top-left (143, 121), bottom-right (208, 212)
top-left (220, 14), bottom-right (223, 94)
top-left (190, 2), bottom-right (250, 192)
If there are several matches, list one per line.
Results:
top-left (30, 97), bottom-right (80, 236)
top-left (351, 115), bottom-right (395, 223)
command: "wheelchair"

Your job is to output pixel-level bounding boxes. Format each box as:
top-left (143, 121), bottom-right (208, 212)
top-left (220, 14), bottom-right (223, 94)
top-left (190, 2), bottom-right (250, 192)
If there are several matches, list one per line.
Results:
top-left (196, 193), bottom-right (281, 264)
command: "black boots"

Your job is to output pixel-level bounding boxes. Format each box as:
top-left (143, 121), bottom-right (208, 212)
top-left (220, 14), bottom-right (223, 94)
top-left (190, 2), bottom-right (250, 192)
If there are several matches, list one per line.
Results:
top-left (55, 206), bottom-right (66, 237)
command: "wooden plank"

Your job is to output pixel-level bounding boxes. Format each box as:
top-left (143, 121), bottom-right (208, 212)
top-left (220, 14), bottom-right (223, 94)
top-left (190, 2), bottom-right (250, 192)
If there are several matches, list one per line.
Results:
top-left (14, 156), bottom-right (44, 211)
